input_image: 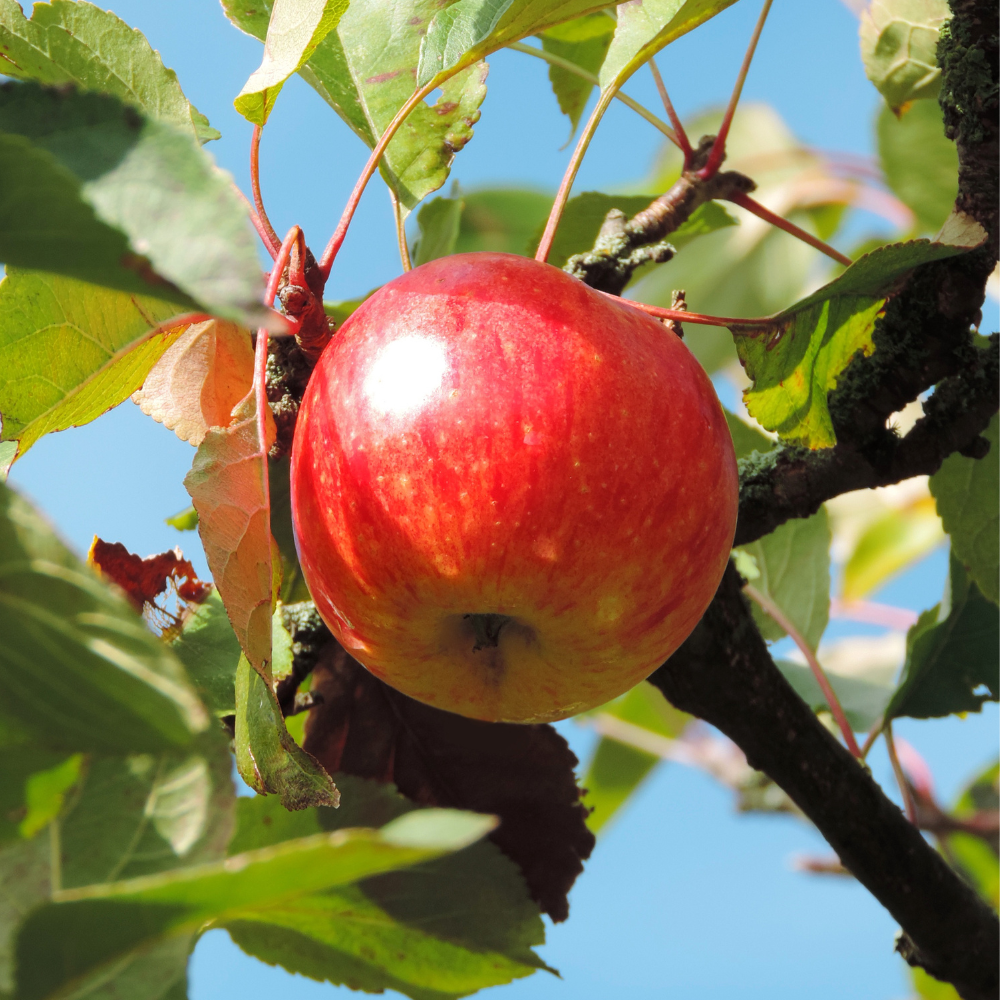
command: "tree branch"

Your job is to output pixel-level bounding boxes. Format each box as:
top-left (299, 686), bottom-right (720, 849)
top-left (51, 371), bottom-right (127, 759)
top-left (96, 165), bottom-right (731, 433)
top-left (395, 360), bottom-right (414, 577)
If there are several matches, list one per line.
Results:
top-left (648, 564), bottom-right (999, 1000)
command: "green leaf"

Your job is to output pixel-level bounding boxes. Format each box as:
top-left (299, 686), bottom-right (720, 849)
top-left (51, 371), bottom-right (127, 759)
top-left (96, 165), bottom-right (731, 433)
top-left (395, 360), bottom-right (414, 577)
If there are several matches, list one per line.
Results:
top-left (454, 187), bottom-right (553, 255)
top-left (731, 239), bottom-right (978, 448)
top-left (417, 0), bottom-right (612, 87)
top-left (735, 508), bottom-right (831, 651)
top-left (885, 554), bottom-right (1000, 720)
top-left (0, 269), bottom-right (190, 467)
top-left (170, 591), bottom-right (242, 716)
top-left (878, 99), bottom-right (958, 234)
top-left (226, 778), bottom-right (548, 999)
top-left (0, 81), bottom-right (266, 326)
top-left (14, 808), bottom-right (496, 1000)
top-left (599, 0), bottom-right (739, 91)
top-left (543, 191), bottom-right (737, 270)
top-left (165, 505), bottom-right (199, 531)
top-left (581, 682), bottom-right (689, 834)
top-left (947, 760), bottom-right (999, 908)
top-left (860, 0), bottom-right (951, 113)
top-left (269, 456), bottom-right (310, 603)
top-left (723, 407), bottom-right (773, 460)
top-left (412, 194), bottom-right (465, 265)
top-left (0, 481), bottom-right (208, 753)
top-left (930, 413), bottom-right (999, 605)
top-left (842, 498), bottom-right (945, 601)
top-left (234, 0), bottom-right (350, 125)
top-left (0, 0), bottom-right (218, 142)
top-left (0, 833), bottom-right (50, 995)
top-left (234, 655), bottom-right (339, 809)
top-left (776, 632), bottom-right (904, 730)
top-left (0, 748), bottom-right (81, 845)
top-left (223, 0), bottom-right (488, 214)
top-left (538, 11), bottom-right (615, 138)
top-left (911, 966), bottom-right (963, 1000)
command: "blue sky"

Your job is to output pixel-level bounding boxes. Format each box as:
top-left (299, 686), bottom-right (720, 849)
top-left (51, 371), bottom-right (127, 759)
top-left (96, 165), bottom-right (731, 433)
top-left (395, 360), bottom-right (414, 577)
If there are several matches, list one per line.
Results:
top-left (7, 2), bottom-right (998, 998)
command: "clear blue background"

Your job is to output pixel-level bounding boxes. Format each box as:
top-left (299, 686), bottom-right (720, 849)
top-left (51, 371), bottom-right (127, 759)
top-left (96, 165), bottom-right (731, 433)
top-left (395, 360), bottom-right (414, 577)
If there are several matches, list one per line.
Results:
top-left (7, 1), bottom-right (998, 998)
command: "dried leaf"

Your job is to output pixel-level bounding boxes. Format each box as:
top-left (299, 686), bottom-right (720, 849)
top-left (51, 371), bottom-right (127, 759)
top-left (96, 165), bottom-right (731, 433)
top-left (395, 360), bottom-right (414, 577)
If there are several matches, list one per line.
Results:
top-left (132, 320), bottom-right (255, 446)
top-left (304, 645), bottom-right (594, 921)
top-left (88, 538), bottom-right (210, 613)
top-left (183, 384), bottom-right (276, 678)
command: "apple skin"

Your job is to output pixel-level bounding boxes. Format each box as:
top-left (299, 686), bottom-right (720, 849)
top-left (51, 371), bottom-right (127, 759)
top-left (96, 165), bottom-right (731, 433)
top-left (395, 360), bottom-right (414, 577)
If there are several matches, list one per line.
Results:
top-left (290, 252), bottom-right (737, 723)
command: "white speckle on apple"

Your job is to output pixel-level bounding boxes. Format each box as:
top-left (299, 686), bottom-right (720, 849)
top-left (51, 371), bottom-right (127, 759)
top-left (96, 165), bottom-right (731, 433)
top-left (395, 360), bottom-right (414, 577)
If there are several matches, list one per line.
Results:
top-left (364, 335), bottom-right (447, 416)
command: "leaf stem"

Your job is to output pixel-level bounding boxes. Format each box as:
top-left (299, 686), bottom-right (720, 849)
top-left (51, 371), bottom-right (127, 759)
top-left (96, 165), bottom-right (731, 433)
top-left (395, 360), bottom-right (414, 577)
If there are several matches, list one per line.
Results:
top-left (743, 582), bottom-right (862, 757)
top-left (250, 125), bottom-right (282, 257)
top-left (390, 188), bottom-right (412, 272)
top-left (648, 57), bottom-right (692, 163)
top-left (319, 81), bottom-right (438, 281)
top-left (859, 716), bottom-right (884, 759)
top-left (536, 85), bottom-right (618, 263)
top-left (727, 191), bottom-right (853, 266)
top-left (593, 289), bottom-right (771, 328)
top-left (508, 42), bottom-right (679, 147)
top-left (699, 0), bottom-right (774, 180)
top-left (884, 723), bottom-right (918, 823)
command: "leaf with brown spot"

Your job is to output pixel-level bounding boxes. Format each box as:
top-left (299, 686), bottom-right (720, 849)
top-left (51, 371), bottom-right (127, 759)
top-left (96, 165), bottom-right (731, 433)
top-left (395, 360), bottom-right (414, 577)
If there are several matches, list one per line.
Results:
top-left (183, 382), bottom-right (276, 680)
top-left (304, 644), bottom-right (595, 922)
top-left (132, 320), bottom-right (255, 446)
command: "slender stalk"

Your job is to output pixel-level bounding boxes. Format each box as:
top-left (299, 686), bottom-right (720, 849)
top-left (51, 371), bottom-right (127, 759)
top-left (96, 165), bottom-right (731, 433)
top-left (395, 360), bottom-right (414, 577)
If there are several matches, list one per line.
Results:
top-left (830, 599), bottom-right (917, 631)
top-left (700, 0), bottom-right (774, 180)
top-left (231, 182), bottom-right (278, 257)
top-left (536, 85), bottom-right (618, 263)
top-left (884, 724), bottom-right (918, 824)
top-left (744, 582), bottom-right (862, 757)
top-left (860, 716), bottom-right (884, 759)
top-left (390, 188), bottom-right (412, 272)
top-left (728, 191), bottom-right (853, 266)
top-left (319, 81), bottom-right (438, 280)
top-left (250, 125), bottom-right (282, 257)
top-left (594, 289), bottom-right (772, 328)
top-left (648, 57), bottom-right (691, 162)
top-left (287, 228), bottom-right (308, 290)
top-left (508, 42), bottom-right (679, 146)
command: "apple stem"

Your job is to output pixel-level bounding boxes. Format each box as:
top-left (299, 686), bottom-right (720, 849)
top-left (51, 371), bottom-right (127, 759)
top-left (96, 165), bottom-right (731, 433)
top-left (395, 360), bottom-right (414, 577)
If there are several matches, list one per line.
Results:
top-left (884, 724), bottom-right (919, 824)
top-left (536, 85), bottom-right (619, 263)
top-left (727, 191), bottom-right (853, 267)
top-left (391, 188), bottom-right (413, 272)
top-left (743, 583), bottom-right (862, 758)
top-left (508, 42), bottom-right (679, 147)
top-left (698, 0), bottom-right (774, 181)
top-left (648, 57), bottom-right (692, 165)
top-left (250, 125), bottom-right (282, 258)
top-left (593, 289), bottom-right (771, 328)
top-left (319, 81), bottom-right (438, 282)
top-left (287, 227), bottom-right (308, 290)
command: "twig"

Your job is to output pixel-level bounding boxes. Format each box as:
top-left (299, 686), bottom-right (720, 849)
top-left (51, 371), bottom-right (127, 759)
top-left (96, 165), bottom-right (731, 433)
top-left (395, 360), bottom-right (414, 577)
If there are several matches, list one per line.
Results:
top-left (320, 81), bottom-right (438, 280)
top-left (536, 85), bottom-right (619, 263)
top-left (648, 57), bottom-right (691, 163)
top-left (859, 716), bottom-right (884, 759)
top-left (700, 0), bottom-right (774, 180)
top-left (743, 583), bottom-right (862, 757)
top-left (884, 724), bottom-right (918, 824)
top-left (507, 42), bottom-right (679, 146)
top-left (727, 190), bottom-right (853, 266)
top-left (250, 125), bottom-right (282, 257)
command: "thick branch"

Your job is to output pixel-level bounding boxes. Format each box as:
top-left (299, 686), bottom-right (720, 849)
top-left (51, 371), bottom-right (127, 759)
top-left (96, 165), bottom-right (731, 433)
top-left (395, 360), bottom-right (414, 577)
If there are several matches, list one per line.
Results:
top-left (649, 564), bottom-right (1000, 1000)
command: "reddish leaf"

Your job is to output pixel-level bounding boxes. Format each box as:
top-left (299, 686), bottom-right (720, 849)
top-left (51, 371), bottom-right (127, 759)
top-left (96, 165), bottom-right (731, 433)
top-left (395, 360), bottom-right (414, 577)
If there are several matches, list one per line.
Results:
top-left (132, 319), bottom-right (255, 446)
top-left (88, 538), bottom-right (211, 614)
top-left (304, 643), bottom-right (595, 922)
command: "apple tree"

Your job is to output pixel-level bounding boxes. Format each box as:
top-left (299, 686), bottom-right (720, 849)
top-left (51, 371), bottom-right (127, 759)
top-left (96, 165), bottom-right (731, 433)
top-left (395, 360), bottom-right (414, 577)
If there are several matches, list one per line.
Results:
top-left (0, 1), bottom-right (997, 998)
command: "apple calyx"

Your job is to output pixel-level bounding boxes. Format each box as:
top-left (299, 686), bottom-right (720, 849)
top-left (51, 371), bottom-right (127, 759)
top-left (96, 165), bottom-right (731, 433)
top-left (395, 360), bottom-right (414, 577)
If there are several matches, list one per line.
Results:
top-left (464, 613), bottom-right (514, 652)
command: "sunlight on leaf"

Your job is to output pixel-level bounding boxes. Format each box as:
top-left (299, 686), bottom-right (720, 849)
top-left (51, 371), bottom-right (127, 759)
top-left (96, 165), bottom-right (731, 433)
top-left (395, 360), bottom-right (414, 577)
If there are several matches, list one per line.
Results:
top-left (0, 269), bottom-right (187, 467)
top-left (133, 320), bottom-right (255, 447)
top-left (234, 0), bottom-right (350, 125)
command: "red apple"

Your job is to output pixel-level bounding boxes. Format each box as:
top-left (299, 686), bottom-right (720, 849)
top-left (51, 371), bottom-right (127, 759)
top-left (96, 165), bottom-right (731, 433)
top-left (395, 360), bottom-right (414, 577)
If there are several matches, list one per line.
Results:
top-left (290, 252), bottom-right (737, 723)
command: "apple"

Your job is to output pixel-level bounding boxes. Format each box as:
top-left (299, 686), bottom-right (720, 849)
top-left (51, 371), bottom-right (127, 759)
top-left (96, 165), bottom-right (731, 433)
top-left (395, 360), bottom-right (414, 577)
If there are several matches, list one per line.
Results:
top-left (290, 252), bottom-right (737, 723)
